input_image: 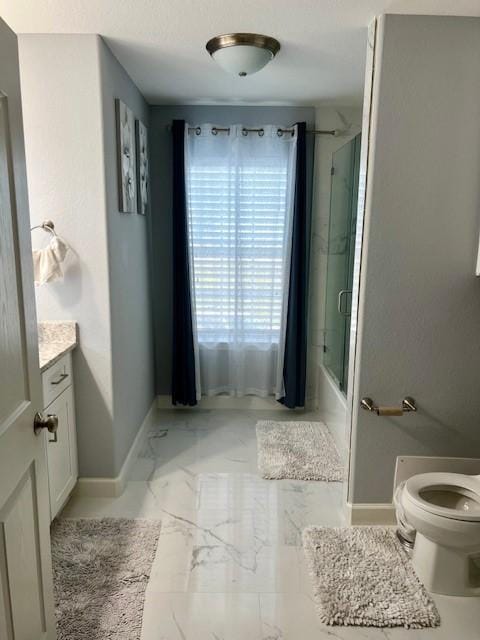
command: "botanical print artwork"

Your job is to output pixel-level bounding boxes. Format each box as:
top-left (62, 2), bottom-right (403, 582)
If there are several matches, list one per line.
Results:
top-left (136, 120), bottom-right (149, 215)
top-left (115, 99), bottom-right (137, 213)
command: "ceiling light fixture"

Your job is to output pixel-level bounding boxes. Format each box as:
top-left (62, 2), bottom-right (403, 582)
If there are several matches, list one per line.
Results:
top-left (206, 33), bottom-right (280, 77)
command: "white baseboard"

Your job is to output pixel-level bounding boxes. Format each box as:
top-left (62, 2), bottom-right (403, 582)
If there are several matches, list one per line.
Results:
top-left (345, 501), bottom-right (396, 525)
top-left (74, 400), bottom-right (157, 499)
top-left (156, 394), bottom-right (296, 410)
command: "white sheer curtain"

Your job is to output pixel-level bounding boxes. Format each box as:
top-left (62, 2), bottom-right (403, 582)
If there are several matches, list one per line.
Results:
top-left (185, 124), bottom-right (298, 398)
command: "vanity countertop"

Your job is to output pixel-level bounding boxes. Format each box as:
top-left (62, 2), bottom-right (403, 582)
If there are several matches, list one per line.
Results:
top-left (38, 321), bottom-right (78, 372)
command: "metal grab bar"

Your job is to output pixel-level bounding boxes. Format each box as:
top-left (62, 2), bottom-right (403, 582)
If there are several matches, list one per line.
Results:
top-left (360, 396), bottom-right (417, 416)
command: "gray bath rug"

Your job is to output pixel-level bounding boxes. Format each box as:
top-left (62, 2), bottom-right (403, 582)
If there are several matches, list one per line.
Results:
top-left (256, 420), bottom-right (343, 481)
top-left (302, 526), bottom-right (440, 628)
top-left (51, 517), bottom-right (161, 640)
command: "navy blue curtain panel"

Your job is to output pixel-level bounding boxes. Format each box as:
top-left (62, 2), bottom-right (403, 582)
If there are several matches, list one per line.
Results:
top-left (279, 122), bottom-right (308, 409)
top-left (171, 120), bottom-right (197, 406)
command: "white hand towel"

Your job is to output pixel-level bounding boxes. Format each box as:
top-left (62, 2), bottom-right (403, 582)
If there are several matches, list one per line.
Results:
top-left (32, 235), bottom-right (69, 286)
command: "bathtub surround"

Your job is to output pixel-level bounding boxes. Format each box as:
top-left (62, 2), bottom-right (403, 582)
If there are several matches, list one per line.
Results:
top-left (348, 15), bottom-right (480, 509)
top-left (51, 518), bottom-right (161, 640)
top-left (256, 420), bottom-right (343, 481)
top-left (19, 35), bottom-right (155, 481)
top-left (307, 108), bottom-right (361, 433)
top-left (302, 526), bottom-right (440, 628)
top-left (316, 365), bottom-right (349, 457)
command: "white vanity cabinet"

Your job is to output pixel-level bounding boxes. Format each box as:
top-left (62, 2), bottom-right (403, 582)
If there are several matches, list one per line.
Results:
top-left (41, 351), bottom-right (78, 520)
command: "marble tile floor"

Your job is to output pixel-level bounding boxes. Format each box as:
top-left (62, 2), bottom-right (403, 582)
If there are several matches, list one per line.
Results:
top-left (63, 409), bottom-right (480, 639)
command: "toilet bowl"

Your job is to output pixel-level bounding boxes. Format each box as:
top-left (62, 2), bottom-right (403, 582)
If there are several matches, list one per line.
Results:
top-left (401, 472), bottom-right (480, 596)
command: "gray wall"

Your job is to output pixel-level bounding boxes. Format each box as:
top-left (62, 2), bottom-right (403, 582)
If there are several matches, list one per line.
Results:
top-left (19, 35), bottom-right (116, 477)
top-left (20, 35), bottom-right (155, 478)
top-left (149, 105), bottom-right (315, 394)
top-left (99, 40), bottom-right (155, 475)
top-left (349, 15), bottom-right (480, 504)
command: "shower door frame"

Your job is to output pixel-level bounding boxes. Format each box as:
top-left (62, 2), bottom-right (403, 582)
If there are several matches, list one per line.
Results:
top-left (323, 133), bottom-right (361, 394)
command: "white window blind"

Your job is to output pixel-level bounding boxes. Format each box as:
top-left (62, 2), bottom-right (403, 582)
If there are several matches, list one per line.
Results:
top-left (186, 125), bottom-right (295, 347)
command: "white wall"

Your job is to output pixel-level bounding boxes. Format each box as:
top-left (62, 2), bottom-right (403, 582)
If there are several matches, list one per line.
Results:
top-left (19, 35), bottom-right (155, 478)
top-left (349, 15), bottom-right (480, 504)
top-left (308, 107), bottom-right (361, 435)
top-left (19, 35), bottom-right (115, 477)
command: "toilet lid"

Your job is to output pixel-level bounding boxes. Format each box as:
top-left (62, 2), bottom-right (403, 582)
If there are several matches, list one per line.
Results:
top-left (404, 472), bottom-right (480, 522)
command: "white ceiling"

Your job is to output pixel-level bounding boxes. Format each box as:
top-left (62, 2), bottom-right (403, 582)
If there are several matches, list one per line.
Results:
top-left (2, 0), bottom-right (480, 106)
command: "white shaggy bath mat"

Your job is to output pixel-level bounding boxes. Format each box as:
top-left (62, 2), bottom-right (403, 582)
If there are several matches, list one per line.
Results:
top-left (256, 420), bottom-right (343, 481)
top-left (51, 518), bottom-right (161, 640)
top-left (302, 526), bottom-right (440, 628)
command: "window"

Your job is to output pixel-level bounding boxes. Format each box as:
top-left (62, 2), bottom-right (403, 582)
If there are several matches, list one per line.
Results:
top-left (186, 126), bottom-right (295, 347)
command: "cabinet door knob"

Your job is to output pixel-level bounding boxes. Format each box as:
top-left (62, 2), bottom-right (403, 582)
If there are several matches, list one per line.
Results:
top-left (34, 412), bottom-right (58, 436)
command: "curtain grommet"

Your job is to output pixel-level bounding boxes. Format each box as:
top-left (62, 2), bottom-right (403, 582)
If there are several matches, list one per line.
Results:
top-left (212, 127), bottom-right (218, 135)
top-left (277, 129), bottom-right (284, 137)
top-left (195, 127), bottom-right (201, 136)
top-left (242, 128), bottom-right (248, 136)
top-left (258, 128), bottom-right (265, 137)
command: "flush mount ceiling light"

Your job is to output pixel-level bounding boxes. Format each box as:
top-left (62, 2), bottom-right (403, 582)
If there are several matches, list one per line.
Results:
top-left (206, 33), bottom-right (280, 77)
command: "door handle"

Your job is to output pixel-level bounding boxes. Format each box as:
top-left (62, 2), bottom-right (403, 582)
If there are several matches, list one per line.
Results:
top-left (34, 412), bottom-right (59, 442)
top-left (337, 289), bottom-right (352, 316)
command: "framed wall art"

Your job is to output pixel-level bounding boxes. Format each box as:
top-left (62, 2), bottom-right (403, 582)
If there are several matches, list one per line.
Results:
top-left (135, 120), bottom-right (149, 215)
top-left (115, 98), bottom-right (137, 213)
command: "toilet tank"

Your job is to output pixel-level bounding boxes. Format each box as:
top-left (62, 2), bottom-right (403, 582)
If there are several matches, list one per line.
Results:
top-left (394, 456), bottom-right (480, 494)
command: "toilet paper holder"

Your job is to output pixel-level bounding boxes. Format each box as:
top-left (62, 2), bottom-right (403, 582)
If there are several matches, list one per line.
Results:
top-left (360, 396), bottom-right (417, 416)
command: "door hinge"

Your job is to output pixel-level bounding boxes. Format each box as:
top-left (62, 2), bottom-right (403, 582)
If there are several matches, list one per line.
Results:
top-left (330, 166), bottom-right (335, 176)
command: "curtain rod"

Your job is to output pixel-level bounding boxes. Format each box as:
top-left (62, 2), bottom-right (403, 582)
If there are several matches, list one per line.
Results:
top-left (165, 124), bottom-right (339, 136)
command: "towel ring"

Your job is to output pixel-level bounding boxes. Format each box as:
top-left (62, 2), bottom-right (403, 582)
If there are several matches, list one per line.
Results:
top-left (30, 220), bottom-right (57, 237)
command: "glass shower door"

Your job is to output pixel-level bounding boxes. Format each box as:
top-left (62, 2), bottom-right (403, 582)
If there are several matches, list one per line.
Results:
top-left (323, 134), bottom-right (361, 392)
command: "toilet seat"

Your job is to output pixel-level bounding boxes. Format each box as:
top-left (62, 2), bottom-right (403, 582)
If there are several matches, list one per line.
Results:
top-left (404, 472), bottom-right (480, 522)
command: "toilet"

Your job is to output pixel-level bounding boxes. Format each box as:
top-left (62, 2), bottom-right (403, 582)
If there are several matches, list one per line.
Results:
top-left (400, 472), bottom-right (480, 596)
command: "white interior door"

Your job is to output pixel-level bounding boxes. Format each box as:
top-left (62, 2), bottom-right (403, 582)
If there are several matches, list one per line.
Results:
top-left (0, 17), bottom-right (56, 640)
